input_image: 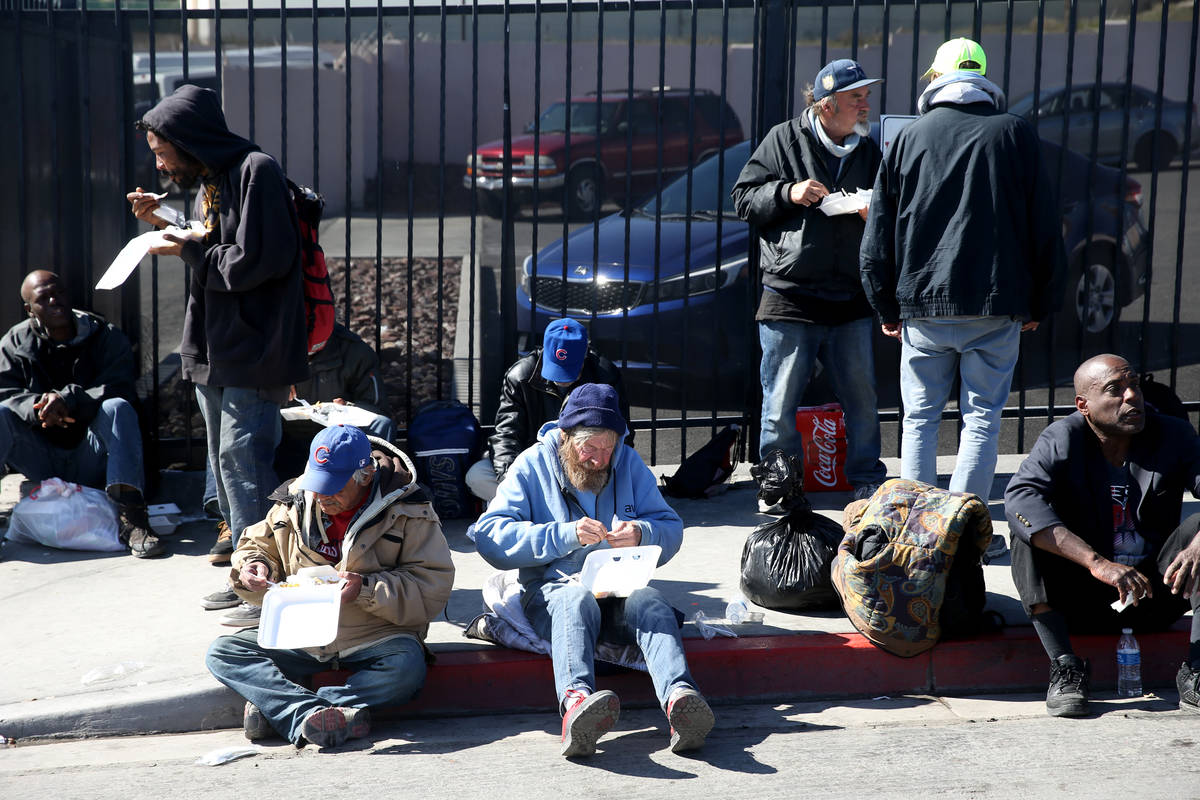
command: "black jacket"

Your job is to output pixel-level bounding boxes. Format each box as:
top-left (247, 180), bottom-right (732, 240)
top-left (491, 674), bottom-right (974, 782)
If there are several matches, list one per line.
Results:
top-left (731, 111), bottom-right (881, 301)
top-left (141, 85), bottom-right (309, 389)
top-left (0, 311), bottom-right (138, 449)
top-left (291, 324), bottom-right (391, 418)
top-left (1004, 411), bottom-right (1200, 556)
top-left (860, 77), bottom-right (1066, 323)
top-left (488, 347), bottom-right (630, 479)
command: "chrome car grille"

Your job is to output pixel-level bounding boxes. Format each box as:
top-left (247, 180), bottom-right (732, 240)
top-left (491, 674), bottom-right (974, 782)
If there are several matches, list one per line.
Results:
top-left (527, 277), bottom-right (643, 315)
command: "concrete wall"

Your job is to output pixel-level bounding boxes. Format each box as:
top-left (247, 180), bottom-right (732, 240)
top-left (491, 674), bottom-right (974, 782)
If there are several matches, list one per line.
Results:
top-left (216, 21), bottom-right (1200, 214)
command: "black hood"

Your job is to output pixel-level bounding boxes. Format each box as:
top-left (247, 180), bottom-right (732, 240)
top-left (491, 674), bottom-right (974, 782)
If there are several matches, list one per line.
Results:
top-left (141, 84), bottom-right (259, 172)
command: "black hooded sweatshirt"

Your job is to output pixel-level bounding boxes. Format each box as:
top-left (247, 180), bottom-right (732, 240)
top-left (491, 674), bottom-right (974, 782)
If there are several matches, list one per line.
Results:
top-left (141, 85), bottom-right (309, 390)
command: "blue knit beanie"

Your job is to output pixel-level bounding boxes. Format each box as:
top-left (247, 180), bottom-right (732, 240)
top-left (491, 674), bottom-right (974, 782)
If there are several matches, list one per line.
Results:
top-left (558, 383), bottom-right (626, 437)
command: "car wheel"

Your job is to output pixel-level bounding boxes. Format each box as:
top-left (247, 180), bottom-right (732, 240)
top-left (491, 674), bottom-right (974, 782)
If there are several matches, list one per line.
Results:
top-left (566, 166), bottom-right (603, 220)
top-left (1069, 247), bottom-right (1122, 334)
top-left (1133, 131), bottom-right (1176, 171)
top-left (474, 190), bottom-right (504, 219)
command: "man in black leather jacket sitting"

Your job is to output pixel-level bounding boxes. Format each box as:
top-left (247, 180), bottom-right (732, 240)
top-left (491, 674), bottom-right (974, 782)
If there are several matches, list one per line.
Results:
top-left (465, 318), bottom-right (630, 503)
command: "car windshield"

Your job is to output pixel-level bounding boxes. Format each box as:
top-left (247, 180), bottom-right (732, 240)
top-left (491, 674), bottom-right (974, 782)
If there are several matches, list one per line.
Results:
top-left (529, 101), bottom-right (617, 135)
top-left (638, 142), bottom-right (749, 218)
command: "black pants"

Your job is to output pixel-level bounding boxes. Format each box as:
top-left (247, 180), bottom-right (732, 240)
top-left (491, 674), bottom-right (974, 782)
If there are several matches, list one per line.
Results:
top-left (1011, 512), bottom-right (1200, 634)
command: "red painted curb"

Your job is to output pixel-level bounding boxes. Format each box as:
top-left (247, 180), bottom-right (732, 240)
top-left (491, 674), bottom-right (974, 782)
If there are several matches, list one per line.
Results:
top-left (315, 622), bottom-right (1192, 718)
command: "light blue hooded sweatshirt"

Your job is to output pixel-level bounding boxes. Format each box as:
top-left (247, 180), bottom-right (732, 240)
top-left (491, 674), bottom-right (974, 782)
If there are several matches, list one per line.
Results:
top-left (474, 421), bottom-right (684, 588)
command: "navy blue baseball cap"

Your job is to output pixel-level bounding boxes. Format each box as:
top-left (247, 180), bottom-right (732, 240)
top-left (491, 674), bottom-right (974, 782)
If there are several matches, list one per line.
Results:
top-left (812, 58), bottom-right (883, 102)
top-left (559, 383), bottom-right (627, 438)
top-left (541, 318), bottom-right (588, 383)
top-left (295, 425), bottom-right (372, 495)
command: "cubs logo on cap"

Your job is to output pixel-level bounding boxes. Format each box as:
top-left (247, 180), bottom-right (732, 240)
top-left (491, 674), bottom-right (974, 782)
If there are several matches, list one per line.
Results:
top-left (541, 318), bottom-right (588, 384)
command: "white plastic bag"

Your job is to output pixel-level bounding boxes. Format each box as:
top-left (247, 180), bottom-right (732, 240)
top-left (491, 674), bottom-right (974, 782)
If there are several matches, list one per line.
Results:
top-left (7, 478), bottom-right (123, 551)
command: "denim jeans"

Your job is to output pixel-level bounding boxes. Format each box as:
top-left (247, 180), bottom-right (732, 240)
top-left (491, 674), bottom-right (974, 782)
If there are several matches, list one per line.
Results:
top-left (195, 385), bottom-right (283, 547)
top-left (0, 398), bottom-right (143, 492)
top-left (899, 316), bottom-right (1021, 500)
top-left (758, 318), bottom-right (886, 486)
top-left (201, 413), bottom-right (395, 510)
top-left (523, 580), bottom-right (697, 711)
top-left (206, 628), bottom-right (426, 744)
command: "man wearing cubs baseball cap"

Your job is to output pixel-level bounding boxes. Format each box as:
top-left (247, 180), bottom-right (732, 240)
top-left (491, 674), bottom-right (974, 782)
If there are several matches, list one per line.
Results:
top-left (465, 318), bottom-right (632, 503)
top-left (731, 57), bottom-right (889, 513)
top-left (207, 423), bottom-right (455, 749)
top-left (295, 424), bottom-right (374, 496)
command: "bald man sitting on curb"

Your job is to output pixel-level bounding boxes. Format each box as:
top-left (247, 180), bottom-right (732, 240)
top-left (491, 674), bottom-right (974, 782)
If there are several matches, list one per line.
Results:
top-left (1005, 354), bottom-right (1200, 717)
top-left (0, 270), bottom-right (163, 557)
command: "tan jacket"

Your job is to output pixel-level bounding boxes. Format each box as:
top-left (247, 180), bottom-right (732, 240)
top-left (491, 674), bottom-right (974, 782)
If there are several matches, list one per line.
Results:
top-left (230, 439), bottom-right (454, 660)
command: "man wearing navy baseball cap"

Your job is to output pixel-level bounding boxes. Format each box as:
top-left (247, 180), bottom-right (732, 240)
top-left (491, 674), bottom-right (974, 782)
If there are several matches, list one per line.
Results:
top-left (732, 57), bottom-right (888, 513)
top-left (466, 317), bottom-right (631, 503)
top-left (476, 384), bottom-right (714, 758)
top-left (206, 424), bottom-right (454, 749)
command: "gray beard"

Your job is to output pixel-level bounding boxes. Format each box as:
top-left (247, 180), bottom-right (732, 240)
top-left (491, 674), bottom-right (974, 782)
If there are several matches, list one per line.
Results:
top-left (559, 438), bottom-right (611, 495)
top-left (854, 119), bottom-right (871, 138)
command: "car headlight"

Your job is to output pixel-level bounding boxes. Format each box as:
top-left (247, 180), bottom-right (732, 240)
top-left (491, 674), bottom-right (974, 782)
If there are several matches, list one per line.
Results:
top-left (465, 154), bottom-right (477, 175)
top-left (644, 256), bottom-right (748, 304)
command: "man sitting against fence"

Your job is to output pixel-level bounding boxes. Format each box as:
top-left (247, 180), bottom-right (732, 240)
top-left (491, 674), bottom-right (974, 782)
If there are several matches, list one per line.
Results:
top-left (1005, 353), bottom-right (1200, 717)
top-left (0, 270), bottom-right (164, 558)
top-left (474, 383), bottom-right (714, 757)
top-left (466, 318), bottom-right (631, 504)
top-left (206, 424), bottom-right (454, 748)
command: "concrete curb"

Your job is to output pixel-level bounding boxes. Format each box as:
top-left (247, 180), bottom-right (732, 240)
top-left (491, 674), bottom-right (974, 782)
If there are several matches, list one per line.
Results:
top-left (6, 625), bottom-right (1187, 741)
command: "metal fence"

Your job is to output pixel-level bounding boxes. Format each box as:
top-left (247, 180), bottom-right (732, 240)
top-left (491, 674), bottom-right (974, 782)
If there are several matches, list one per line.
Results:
top-left (3, 0), bottom-right (1198, 470)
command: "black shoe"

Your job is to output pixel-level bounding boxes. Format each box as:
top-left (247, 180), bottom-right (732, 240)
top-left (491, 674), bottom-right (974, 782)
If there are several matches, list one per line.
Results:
top-left (1177, 662), bottom-right (1200, 714)
top-left (1046, 654), bottom-right (1090, 718)
top-left (117, 502), bottom-right (167, 558)
top-left (243, 702), bottom-right (275, 741)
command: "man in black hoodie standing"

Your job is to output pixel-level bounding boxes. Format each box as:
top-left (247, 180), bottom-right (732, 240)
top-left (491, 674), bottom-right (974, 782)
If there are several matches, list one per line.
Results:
top-left (860, 39), bottom-right (1065, 516)
top-left (732, 58), bottom-right (888, 512)
top-left (126, 85), bottom-right (309, 621)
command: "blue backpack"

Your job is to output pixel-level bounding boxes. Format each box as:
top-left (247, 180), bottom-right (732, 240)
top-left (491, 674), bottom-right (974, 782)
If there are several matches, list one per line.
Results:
top-left (407, 400), bottom-right (482, 520)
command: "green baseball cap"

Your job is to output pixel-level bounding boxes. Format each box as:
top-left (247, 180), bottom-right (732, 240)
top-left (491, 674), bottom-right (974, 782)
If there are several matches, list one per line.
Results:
top-left (923, 38), bottom-right (987, 79)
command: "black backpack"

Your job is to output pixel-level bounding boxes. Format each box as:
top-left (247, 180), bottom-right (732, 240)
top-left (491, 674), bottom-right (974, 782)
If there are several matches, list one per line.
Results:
top-left (661, 424), bottom-right (741, 499)
top-left (1140, 372), bottom-right (1189, 422)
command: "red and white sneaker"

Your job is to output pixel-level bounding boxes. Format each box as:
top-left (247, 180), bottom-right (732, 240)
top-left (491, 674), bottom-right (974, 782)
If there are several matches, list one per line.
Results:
top-left (560, 688), bottom-right (620, 758)
top-left (666, 687), bottom-right (714, 753)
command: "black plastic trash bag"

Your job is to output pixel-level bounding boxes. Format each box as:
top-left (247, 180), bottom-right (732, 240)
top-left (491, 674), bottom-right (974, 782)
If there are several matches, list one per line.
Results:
top-left (749, 448), bottom-right (806, 510)
top-left (739, 506), bottom-right (844, 611)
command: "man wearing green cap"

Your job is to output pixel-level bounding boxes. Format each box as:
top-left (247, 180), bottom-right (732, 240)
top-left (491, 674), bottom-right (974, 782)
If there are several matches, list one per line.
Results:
top-left (861, 38), bottom-right (1066, 519)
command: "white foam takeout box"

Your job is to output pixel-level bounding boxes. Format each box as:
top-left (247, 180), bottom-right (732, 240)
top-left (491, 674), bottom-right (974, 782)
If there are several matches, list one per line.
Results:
top-left (257, 565), bottom-right (344, 649)
top-left (578, 545), bottom-right (661, 598)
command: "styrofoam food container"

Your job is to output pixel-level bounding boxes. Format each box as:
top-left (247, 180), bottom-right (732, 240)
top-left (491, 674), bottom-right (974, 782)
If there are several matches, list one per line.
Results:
top-left (579, 545), bottom-right (661, 598)
top-left (257, 566), bottom-right (343, 649)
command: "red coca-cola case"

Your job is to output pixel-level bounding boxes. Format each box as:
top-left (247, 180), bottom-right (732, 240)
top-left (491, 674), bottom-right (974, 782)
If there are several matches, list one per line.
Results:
top-left (795, 403), bottom-right (852, 491)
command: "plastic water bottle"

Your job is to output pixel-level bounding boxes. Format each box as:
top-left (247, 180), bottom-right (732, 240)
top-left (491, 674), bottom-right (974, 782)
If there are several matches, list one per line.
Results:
top-left (726, 595), bottom-right (765, 625)
top-left (1117, 627), bottom-right (1142, 697)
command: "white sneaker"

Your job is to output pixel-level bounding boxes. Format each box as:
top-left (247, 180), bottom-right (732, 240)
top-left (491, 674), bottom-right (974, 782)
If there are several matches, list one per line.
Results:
top-left (756, 498), bottom-right (786, 515)
top-left (219, 601), bottom-right (261, 627)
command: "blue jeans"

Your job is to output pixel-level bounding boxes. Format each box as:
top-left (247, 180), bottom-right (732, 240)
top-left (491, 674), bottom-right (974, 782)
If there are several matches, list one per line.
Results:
top-left (899, 316), bottom-right (1021, 500)
top-left (202, 413), bottom-right (395, 510)
top-left (206, 628), bottom-right (426, 744)
top-left (758, 318), bottom-right (886, 486)
top-left (195, 385), bottom-right (283, 547)
top-left (0, 398), bottom-right (143, 492)
top-left (523, 581), bottom-right (697, 711)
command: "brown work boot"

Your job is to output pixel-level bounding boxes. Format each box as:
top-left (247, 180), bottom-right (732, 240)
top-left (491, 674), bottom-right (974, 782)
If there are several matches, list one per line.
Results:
top-left (208, 520), bottom-right (233, 565)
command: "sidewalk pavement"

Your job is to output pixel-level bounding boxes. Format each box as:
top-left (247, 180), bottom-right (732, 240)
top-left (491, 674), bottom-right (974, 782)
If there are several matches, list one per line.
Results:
top-left (0, 454), bottom-right (1194, 742)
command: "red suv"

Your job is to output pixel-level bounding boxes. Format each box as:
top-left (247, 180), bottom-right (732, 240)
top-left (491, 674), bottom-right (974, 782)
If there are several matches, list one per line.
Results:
top-left (464, 89), bottom-right (743, 219)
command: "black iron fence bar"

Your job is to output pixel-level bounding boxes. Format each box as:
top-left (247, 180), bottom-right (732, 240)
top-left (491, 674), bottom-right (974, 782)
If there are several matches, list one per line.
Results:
top-left (312, 0), bottom-right (319, 192)
top-left (437, 1), bottom-right (448, 397)
top-left (247, 0), bottom-right (255, 141)
top-left (1138, 0), bottom-right (1170, 374)
top-left (467, 0), bottom-right (479, 415)
top-left (376, 0), bottom-right (385, 370)
top-left (879, 0), bottom-right (890, 115)
top-left (280, 0), bottom-right (287, 174)
top-left (342, 0), bottom-right (352, 323)
top-left (679, 0), bottom-right (699, 458)
top-left (649, 0), bottom-right (668, 466)
top-left (405, 0), bottom-right (416, 422)
top-left (1170, 0), bottom-right (1200, 392)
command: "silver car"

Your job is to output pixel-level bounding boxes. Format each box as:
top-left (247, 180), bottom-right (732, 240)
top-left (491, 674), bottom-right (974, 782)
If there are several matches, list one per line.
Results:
top-left (1010, 83), bottom-right (1197, 171)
